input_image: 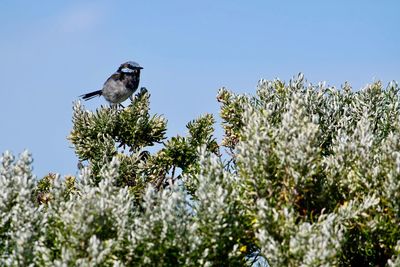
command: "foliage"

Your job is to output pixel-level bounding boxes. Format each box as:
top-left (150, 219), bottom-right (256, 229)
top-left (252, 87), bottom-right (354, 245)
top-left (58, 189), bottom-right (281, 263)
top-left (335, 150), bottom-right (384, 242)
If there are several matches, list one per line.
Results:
top-left (1, 76), bottom-right (400, 266)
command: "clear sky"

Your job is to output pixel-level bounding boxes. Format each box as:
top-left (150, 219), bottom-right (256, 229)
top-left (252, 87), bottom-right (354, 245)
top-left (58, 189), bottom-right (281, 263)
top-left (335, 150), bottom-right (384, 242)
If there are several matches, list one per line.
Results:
top-left (0, 1), bottom-right (399, 177)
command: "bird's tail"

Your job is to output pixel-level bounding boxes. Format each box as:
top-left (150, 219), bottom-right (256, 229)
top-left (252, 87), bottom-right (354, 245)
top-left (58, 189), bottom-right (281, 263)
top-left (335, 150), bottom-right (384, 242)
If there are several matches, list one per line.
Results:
top-left (80, 90), bottom-right (102, 101)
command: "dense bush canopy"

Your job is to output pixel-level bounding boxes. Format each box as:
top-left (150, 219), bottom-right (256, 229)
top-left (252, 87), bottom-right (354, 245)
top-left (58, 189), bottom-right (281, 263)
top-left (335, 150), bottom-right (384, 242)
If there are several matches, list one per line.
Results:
top-left (1, 75), bottom-right (400, 266)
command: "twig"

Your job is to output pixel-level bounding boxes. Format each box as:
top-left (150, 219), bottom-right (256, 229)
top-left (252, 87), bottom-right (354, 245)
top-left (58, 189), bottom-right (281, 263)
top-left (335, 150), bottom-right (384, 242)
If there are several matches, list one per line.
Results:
top-left (168, 166), bottom-right (176, 187)
top-left (250, 251), bottom-right (260, 266)
top-left (155, 173), bottom-right (165, 190)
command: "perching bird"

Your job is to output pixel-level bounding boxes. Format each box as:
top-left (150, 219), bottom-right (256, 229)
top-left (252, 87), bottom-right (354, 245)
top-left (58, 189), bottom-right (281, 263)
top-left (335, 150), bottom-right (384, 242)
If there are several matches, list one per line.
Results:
top-left (80, 61), bottom-right (143, 105)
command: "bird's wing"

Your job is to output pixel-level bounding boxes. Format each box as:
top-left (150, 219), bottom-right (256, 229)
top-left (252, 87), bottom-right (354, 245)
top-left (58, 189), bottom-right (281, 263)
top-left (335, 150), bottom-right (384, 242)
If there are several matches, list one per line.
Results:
top-left (104, 72), bottom-right (123, 85)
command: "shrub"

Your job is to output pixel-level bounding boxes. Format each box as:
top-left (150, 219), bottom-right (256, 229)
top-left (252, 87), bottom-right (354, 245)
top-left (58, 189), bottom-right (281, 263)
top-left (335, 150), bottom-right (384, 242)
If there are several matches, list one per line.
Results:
top-left (1, 76), bottom-right (400, 266)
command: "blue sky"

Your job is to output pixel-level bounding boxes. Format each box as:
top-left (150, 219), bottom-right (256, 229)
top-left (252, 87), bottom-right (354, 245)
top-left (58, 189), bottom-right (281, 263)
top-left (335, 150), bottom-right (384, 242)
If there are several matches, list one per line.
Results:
top-left (0, 1), bottom-right (399, 177)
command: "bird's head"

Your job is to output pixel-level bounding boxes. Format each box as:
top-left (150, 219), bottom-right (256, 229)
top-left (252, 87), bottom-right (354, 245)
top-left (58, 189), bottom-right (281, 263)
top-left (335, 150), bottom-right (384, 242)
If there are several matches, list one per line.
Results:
top-left (118, 61), bottom-right (143, 74)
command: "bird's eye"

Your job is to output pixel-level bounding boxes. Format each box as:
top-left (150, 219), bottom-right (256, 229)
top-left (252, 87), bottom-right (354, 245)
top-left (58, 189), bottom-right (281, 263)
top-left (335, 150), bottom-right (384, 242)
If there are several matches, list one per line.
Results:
top-left (121, 67), bottom-right (134, 73)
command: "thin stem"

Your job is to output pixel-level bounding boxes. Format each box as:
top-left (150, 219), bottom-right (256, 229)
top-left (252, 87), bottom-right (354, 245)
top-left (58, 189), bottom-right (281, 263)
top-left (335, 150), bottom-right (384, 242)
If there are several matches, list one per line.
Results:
top-left (169, 165), bottom-right (176, 187)
top-left (171, 165), bottom-right (176, 181)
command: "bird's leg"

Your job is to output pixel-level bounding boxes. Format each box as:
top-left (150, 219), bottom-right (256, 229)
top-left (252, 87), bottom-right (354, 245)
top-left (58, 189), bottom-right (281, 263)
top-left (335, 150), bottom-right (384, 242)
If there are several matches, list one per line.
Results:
top-left (109, 103), bottom-right (119, 109)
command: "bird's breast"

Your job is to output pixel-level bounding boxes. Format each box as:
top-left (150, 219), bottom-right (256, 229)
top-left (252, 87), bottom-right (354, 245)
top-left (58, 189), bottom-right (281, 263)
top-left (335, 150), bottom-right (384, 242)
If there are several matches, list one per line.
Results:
top-left (102, 79), bottom-right (132, 104)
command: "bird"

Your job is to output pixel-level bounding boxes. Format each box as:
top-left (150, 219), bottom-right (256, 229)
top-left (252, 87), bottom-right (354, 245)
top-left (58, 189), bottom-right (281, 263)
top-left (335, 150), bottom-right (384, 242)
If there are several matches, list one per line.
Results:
top-left (80, 61), bottom-right (143, 105)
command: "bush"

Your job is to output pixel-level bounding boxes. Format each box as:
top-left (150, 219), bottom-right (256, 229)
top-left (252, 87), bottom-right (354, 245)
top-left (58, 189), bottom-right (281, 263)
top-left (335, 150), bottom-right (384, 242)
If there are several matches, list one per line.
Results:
top-left (1, 76), bottom-right (400, 266)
